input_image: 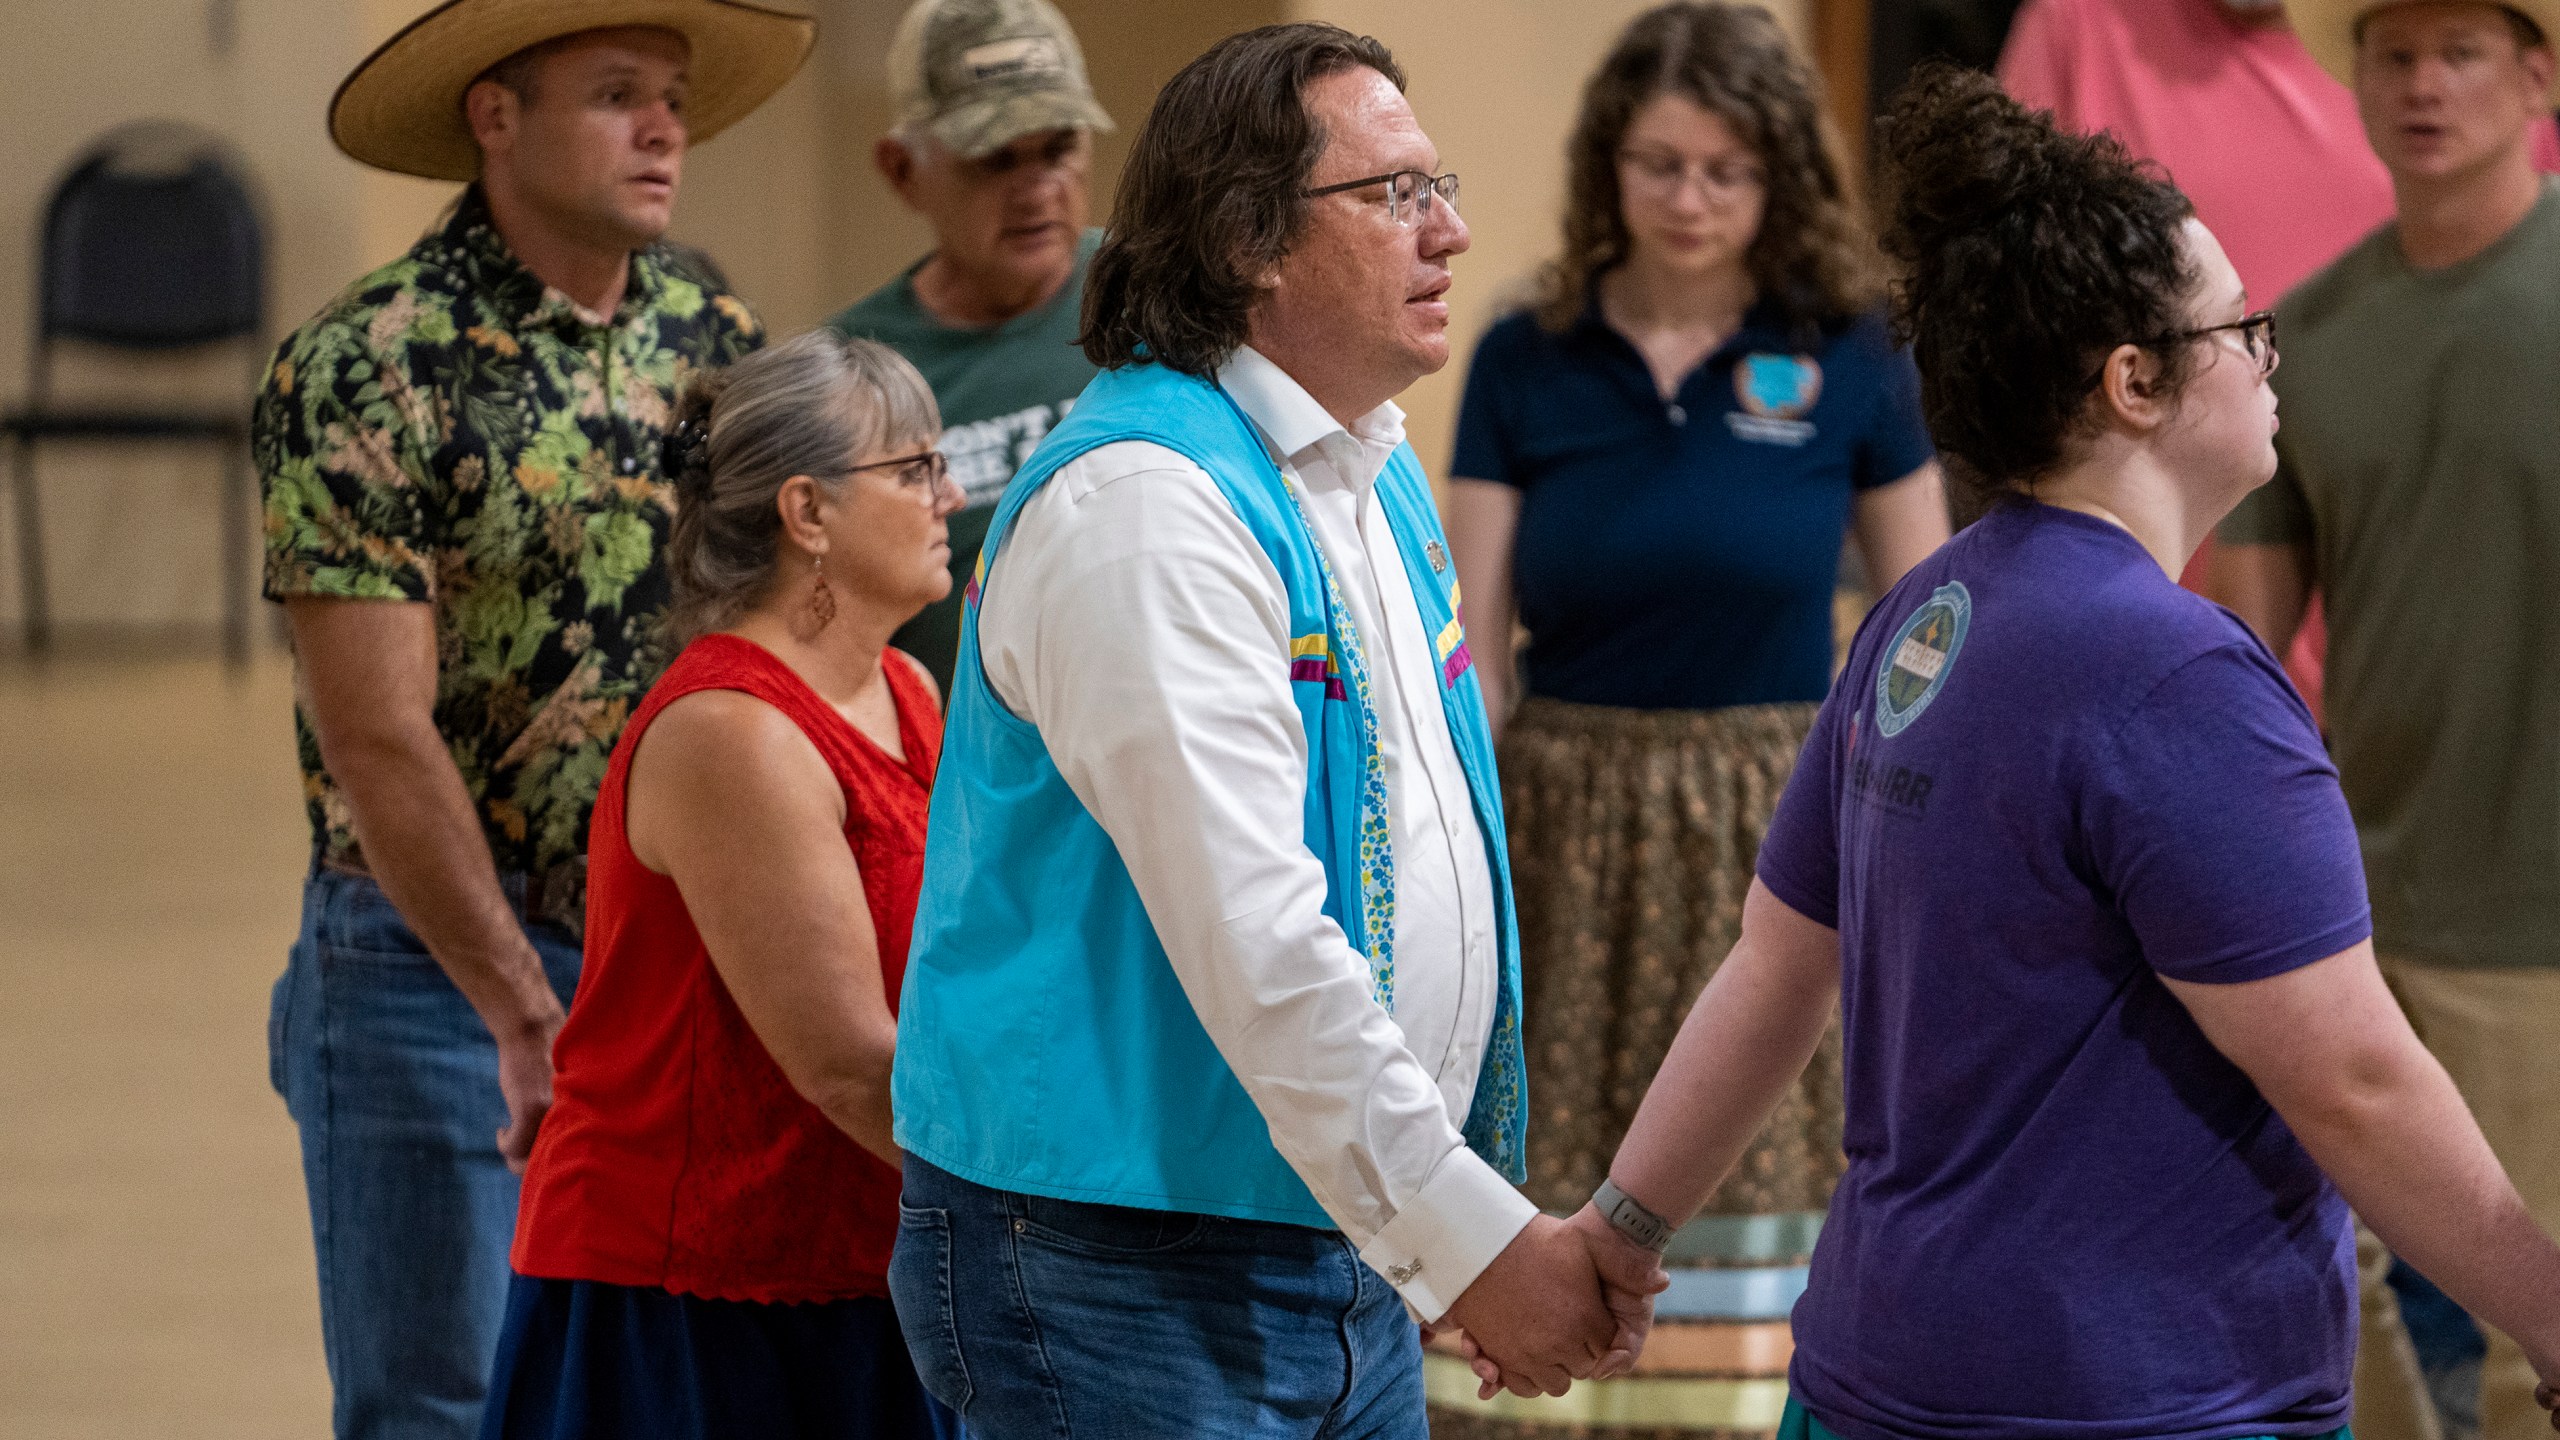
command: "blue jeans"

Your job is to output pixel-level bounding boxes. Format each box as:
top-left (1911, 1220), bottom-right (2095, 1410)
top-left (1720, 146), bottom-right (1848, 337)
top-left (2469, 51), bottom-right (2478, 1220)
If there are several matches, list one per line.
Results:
top-left (269, 868), bottom-right (581, 1440)
top-left (890, 1157), bottom-right (1428, 1440)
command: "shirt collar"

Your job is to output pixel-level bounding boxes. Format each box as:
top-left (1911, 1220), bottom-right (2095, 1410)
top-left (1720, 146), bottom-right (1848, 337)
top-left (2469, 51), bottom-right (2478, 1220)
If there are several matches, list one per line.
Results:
top-left (1215, 345), bottom-right (1407, 494)
top-left (438, 186), bottom-right (665, 335)
top-left (1570, 280), bottom-right (1800, 357)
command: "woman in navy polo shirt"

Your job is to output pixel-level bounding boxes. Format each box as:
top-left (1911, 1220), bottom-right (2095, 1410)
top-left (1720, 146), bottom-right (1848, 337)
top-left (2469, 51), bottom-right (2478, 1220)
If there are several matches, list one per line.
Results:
top-left (1436, 7), bottom-right (1945, 1431)
top-left (1481, 67), bottom-right (2560, 1440)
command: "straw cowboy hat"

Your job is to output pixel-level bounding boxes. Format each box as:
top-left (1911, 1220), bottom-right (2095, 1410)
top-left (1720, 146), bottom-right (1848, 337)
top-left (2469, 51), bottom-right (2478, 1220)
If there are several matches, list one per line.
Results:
top-left (330, 0), bottom-right (817, 181)
top-left (2287, 0), bottom-right (2560, 103)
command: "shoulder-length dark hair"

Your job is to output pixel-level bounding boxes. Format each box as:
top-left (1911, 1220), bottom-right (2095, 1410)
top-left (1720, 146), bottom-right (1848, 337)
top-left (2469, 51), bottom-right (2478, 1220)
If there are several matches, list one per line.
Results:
top-left (1535, 1), bottom-right (1881, 333)
top-left (1080, 24), bottom-right (1404, 376)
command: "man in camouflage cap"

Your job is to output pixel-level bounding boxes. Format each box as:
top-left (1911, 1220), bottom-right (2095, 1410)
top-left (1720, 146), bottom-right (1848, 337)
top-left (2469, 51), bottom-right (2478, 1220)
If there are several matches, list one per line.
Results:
top-left (828, 0), bottom-right (1113, 690)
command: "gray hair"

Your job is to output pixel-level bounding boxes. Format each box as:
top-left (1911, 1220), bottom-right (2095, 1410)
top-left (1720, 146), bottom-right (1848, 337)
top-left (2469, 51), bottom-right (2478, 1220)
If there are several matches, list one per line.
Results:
top-left (663, 330), bottom-right (942, 643)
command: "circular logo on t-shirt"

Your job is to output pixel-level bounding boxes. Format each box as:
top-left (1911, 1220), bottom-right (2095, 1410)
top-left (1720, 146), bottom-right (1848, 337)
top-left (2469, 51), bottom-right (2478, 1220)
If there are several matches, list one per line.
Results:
top-left (1735, 354), bottom-right (1824, 420)
top-left (1874, 582), bottom-right (1972, 737)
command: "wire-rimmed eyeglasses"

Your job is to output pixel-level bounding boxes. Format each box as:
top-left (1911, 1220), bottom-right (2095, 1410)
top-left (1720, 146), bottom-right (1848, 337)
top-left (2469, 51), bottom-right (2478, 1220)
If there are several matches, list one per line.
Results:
top-left (1617, 148), bottom-right (1768, 200)
top-left (1301, 170), bottom-right (1461, 225)
top-left (838, 449), bottom-right (954, 495)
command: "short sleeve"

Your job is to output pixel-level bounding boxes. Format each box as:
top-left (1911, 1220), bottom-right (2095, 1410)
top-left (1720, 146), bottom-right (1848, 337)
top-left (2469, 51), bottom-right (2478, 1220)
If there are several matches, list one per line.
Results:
top-left (255, 319), bottom-right (441, 604)
top-left (1853, 337), bottom-right (1936, 491)
top-left (2218, 440), bottom-right (2316, 546)
top-left (1449, 322), bottom-right (1520, 487)
top-left (1754, 685), bottom-right (1849, 929)
top-left (2081, 644), bottom-right (2369, 983)
top-left (707, 289), bottom-right (766, 361)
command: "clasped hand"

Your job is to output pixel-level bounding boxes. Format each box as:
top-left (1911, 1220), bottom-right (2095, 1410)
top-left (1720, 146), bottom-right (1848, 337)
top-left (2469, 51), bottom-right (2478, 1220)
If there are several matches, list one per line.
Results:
top-left (1435, 1203), bottom-right (1669, 1400)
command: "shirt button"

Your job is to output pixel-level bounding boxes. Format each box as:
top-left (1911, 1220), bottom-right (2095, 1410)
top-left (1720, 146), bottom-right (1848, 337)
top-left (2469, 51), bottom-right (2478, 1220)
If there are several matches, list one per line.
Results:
top-left (1667, 404), bottom-right (1688, 426)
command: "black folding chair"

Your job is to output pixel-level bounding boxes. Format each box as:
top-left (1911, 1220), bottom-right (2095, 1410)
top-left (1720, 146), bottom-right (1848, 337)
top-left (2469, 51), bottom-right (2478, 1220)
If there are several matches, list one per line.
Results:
top-left (3, 121), bottom-right (266, 660)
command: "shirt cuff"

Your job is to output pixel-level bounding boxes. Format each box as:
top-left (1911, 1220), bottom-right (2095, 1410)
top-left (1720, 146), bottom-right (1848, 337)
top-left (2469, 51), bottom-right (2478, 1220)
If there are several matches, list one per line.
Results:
top-left (1356, 1144), bottom-right (1539, 1323)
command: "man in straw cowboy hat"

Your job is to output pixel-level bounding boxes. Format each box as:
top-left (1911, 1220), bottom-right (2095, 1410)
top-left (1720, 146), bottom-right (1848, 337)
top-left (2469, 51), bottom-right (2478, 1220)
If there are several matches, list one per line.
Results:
top-left (255, 2), bottom-right (807, 1434)
top-left (2216, 2), bottom-right (2560, 1438)
top-left (828, 0), bottom-right (1114, 692)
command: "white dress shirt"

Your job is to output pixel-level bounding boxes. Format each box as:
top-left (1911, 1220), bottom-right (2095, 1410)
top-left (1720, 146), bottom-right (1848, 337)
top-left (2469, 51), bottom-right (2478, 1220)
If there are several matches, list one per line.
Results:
top-left (975, 347), bottom-right (1536, 1319)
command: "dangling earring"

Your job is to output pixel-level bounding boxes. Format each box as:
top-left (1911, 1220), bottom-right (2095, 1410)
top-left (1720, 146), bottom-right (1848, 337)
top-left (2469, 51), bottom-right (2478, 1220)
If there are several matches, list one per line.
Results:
top-left (806, 551), bottom-right (837, 632)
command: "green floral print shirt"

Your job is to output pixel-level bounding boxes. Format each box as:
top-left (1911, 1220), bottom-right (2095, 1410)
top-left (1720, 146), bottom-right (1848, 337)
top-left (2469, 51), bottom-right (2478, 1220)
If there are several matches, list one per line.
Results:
top-left (257, 188), bottom-right (763, 880)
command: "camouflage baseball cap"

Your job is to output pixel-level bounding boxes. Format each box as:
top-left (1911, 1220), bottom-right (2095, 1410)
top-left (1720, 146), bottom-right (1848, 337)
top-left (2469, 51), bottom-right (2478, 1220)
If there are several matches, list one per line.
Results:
top-left (887, 0), bottom-right (1115, 159)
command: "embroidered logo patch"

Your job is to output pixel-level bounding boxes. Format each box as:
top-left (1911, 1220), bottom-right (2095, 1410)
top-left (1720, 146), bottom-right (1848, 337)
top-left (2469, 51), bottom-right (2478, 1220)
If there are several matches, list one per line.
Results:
top-left (1874, 582), bottom-right (1971, 738)
top-left (1730, 353), bottom-right (1822, 447)
top-left (1736, 353), bottom-right (1822, 419)
top-left (962, 37), bottom-right (1065, 83)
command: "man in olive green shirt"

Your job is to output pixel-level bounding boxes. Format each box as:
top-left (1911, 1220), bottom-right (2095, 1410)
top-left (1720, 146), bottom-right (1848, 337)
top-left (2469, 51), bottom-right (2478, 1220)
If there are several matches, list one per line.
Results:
top-left (2215, 4), bottom-right (2560, 1438)
top-left (829, 0), bottom-right (1112, 688)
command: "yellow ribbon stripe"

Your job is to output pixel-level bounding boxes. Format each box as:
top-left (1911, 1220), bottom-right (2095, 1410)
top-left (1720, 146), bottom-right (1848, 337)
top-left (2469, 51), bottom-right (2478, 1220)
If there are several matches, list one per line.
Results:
top-left (1291, 634), bottom-right (1332, 659)
top-left (1422, 1354), bottom-right (1792, 1428)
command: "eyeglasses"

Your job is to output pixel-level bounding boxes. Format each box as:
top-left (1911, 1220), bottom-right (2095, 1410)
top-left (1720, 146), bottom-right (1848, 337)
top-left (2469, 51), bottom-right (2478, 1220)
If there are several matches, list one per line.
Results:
top-left (2149, 309), bottom-right (2278, 377)
top-left (2082, 309), bottom-right (2281, 393)
top-left (1301, 170), bottom-right (1461, 225)
top-left (839, 448), bottom-right (953, 495)
top-left (1618, 148), bottom-right (1768, 200)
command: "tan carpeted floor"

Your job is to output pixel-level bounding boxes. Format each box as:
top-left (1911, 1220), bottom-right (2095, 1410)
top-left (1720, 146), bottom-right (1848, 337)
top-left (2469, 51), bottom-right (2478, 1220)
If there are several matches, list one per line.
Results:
top-left (0, 652), bottom-right (331, 1436)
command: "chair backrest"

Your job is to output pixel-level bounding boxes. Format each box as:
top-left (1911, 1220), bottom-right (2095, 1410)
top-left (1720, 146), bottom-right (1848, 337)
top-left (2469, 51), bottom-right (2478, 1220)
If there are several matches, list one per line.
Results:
top-left (37, 121), bottom-right (265, 352)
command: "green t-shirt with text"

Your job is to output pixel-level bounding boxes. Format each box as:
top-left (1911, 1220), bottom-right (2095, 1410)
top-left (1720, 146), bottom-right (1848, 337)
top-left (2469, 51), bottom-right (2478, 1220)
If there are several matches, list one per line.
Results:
top-left (828, 230), bottom-right (1101, 689)
top-left (2221, 180), bottom-right (2560, 968)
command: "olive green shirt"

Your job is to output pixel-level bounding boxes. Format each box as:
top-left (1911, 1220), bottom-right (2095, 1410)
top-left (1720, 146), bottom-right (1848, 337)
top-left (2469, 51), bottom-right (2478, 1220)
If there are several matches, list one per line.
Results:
top-left (2220, 179), bottom-right (2560, 968)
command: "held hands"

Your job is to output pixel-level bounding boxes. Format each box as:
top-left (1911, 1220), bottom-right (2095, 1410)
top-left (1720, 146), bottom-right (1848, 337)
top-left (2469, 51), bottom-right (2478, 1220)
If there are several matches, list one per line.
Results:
top-left (1441, 1205), bottom-right (1668, 1399)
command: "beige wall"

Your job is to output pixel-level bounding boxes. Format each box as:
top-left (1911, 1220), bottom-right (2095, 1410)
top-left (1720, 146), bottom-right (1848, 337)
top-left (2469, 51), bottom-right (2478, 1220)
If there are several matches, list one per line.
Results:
top-left (0, 0), bottom-right (1805, 648)
top-left (0, 0), bottom-right (370, 642)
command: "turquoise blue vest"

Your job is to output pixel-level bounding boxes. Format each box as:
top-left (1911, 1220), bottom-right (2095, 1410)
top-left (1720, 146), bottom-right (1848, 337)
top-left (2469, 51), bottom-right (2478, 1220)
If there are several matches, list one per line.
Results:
top-left (891, 360), bottom-right (1526, 1225)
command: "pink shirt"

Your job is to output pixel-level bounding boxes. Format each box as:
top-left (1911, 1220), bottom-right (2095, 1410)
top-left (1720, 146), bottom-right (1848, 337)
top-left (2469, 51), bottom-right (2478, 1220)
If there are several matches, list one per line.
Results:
top-left (1999, 0), bottom-right (2560, 720)
top-left (1999, 0), bottom-right (2560, 305)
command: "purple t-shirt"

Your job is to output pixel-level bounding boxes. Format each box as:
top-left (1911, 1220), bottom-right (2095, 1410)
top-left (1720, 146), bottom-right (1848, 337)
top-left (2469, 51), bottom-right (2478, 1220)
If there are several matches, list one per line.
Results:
top-left (1756, 502), bottom-right (2370, 1440)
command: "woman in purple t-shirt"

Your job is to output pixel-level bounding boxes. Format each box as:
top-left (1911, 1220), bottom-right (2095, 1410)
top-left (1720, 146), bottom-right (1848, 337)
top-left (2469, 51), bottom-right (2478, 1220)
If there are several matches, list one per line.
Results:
top-left (1459, 65), bottom-right (2560, 1440)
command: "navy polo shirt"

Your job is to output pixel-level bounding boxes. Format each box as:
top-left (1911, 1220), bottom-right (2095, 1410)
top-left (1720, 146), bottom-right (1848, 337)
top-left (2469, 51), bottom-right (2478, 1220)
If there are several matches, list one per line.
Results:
top-left (1452, 301), bottom-right (1934, 711)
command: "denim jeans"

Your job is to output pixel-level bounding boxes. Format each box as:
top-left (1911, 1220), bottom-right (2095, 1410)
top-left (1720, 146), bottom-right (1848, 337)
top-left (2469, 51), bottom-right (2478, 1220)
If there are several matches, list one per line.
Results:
top-left (890, 1156), bottom-right (1428, 1440)
top-left (269, 868), bottom-right (581, 1440)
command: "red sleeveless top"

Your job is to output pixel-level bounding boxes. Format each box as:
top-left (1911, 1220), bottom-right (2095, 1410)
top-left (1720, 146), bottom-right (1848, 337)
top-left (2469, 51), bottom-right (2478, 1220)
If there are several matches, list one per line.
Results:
top-left (512, 634), bottom-right (940, 1303)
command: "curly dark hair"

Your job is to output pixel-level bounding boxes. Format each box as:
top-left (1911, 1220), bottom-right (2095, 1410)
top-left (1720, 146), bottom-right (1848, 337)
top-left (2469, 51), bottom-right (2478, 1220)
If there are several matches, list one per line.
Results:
top-left (1534, 1), bottom-right (1881, 334)
top-left (1079, 24), bottom-right (1403, 375)
top-left (1875, 65), bottom-right (2199, 504)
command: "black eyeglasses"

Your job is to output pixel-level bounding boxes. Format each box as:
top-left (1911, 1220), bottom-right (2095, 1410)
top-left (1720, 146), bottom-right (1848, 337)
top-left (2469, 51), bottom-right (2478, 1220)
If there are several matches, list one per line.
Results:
top-left (838, 449), bottom-right (952, 493)
top-left (2081, 309), bottom-right (2278, 393)
top-left (2149, 309), bottom-right (2279, 376)
top-left (1301, 170), bottom-right (1461, 225)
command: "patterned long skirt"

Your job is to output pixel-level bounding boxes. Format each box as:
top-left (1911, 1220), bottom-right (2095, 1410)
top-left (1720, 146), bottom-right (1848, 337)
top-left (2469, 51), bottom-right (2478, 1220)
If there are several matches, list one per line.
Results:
top-left (1429, 696), bottom-right (1840, 1440)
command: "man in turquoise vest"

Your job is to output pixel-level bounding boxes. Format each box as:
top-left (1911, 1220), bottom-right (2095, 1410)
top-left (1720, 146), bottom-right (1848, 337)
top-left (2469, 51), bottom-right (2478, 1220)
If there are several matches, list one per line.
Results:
top-left (887, 22), bottom-right (1666, 1438)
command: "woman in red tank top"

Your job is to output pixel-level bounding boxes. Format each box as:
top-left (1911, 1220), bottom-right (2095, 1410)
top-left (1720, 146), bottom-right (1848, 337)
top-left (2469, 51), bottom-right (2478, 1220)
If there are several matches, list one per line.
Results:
top-left (481, 332), bottom-right (966, 1440)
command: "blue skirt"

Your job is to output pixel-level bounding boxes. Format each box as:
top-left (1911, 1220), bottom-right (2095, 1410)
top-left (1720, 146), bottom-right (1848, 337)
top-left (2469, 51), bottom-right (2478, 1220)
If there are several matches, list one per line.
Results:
top-left (481, 1274), bottom-right (962, 1440)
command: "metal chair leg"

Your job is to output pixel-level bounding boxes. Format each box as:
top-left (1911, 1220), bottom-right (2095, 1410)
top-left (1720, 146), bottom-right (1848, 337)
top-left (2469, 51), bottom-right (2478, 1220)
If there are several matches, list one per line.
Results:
top-left (11, 432), bottom-right (48, 656)
top-left (220, 436), bottom-right (250, 665)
